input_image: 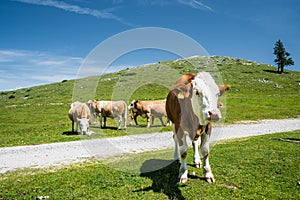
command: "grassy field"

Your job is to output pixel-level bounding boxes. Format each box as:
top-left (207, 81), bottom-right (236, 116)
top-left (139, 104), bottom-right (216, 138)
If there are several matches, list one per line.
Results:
top-left (0, 56), bottom-right (299, 147)
top-left (0, 131), bottom-right (299, 199)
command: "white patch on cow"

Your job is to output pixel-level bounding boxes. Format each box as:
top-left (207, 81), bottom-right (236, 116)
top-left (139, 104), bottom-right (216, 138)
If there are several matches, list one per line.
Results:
top-left (128, 102), bottom-right (134, 110)
top-left (191, 72), bottom-right (221, 125)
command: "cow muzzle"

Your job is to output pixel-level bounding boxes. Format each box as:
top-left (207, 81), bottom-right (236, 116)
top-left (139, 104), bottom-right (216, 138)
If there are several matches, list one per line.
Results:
top-left (208, 109), bottom-right (221, 122)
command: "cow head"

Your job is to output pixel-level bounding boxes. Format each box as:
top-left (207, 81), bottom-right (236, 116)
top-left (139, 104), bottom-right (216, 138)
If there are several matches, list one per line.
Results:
top-left (128, 100), bottom-right (139, 111)
top-left (191, 72), bottom-right (222, 125)
top-left (78, 118), bottom-right (90, 134)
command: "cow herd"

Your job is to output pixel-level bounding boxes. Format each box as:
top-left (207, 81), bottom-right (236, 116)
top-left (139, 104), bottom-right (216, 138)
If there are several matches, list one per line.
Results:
top-left (68, 99), bottom-right (170, 134)
top-left (68, 72), bottom-right (230, 183)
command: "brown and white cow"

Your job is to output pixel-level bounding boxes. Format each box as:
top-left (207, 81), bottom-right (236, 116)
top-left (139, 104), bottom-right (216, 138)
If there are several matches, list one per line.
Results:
top-left (68, 102), bottom-right (91, 135)
top-left (166, 72), bottom-right (222, 183)
top-left (218, 84), bottom-right (231, 96)
top-left (128, 100), bottom-right (169, 128)
top-left (93, 100), bottom-right (127, 130)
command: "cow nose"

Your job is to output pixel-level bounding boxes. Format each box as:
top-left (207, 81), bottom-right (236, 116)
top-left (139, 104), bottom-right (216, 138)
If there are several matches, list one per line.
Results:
top-left (208, 110), bottom-right (221, 121)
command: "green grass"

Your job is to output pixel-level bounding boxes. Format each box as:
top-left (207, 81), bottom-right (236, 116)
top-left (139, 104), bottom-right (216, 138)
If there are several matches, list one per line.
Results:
top-left (1, 131), bottom-right (299, 199)
top-left (1, 56), bottom-right (299, 147)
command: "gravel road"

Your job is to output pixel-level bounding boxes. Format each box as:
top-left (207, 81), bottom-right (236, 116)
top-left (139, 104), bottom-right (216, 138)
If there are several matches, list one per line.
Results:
top-left (1, 118), bottom-right (299, 174)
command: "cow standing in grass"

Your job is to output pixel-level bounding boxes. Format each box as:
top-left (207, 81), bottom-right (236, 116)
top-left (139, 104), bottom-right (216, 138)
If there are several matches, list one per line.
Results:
top-left (166, 72), bottom-right (222, 183)
top-left (93, 100), bottom-right (127, 130)
top-left (128, 100), bottom-right (170, 128)
top-left (68, 102), bottom-right (91, 135)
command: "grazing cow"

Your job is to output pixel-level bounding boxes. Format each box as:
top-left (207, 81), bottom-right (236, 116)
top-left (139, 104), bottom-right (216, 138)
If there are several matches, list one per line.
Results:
top-left (68, 102), bottom-right (91, 135)
top-left (128, 100), bottom-right (169, 128)
top-left (93, 100), bottom-right (127, 130)
top-left (166, 72), bottom-right (222, 183)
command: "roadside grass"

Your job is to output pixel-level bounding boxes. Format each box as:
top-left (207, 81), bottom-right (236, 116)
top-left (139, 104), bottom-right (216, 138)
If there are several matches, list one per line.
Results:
top-left (1, 131), bottom-right (299, 199)
top-left (1, 56), bottom-right (299, 147)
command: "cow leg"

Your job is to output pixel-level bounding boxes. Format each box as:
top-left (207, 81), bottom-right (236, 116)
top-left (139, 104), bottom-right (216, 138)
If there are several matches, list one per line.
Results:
top-left (151, 116), bottom-right (155, 126)
top-left (178, 132), bottom-right (189, 183)
top-left (71, 120), bottom-right (74, 132)
top-left (192, 138), bottom-right (202, 168)
top-left (129, 115), bottom-right (134, 126)
top-left (123, 113), bottom-right (127, 130)
top-left (133, 115), bottom-right (139, 126)
top-left (200, 125), bottom-right (215, 183)
top-left (93, 113), bottom-right (97, 124)
top-left (117, 116), bottom-right (122, 130)
top-left (103, 117), bottom-right (107, 128)
top-left (166, 118), bottom-right (172, 126)
top-left (146, 113), bottom-right (151, 128)
top-left (159, 117), bottom-right (165, 126)
top-left (75, 122), bottom-right (79, 134)
top-left (173, 124), bottom-right (189, 183)
top-left (173, 133), bottom-right (180, 162)
top-left (99, 116), bottom-right (102, 129)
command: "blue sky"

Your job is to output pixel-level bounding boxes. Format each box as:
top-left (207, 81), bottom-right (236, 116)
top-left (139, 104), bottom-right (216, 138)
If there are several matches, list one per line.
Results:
top-left (0, 0), bottom-right (299, 91)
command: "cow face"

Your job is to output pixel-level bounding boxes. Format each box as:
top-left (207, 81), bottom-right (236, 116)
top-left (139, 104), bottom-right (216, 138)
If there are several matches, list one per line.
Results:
top-left (191, 72), bottom-right (222, 125)
top-left (78, 118), bottom-right (89, 134)
top-left (128, 100), bottom-right (138, 111)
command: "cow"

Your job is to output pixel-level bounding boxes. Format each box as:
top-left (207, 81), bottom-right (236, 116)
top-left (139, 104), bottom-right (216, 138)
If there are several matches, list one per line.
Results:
top-left (68, 102), bottom-right (91, 135)
top-left (218, 84), bottom-right (231, 96)
top-left (92, 100), bottom-right (127, 130)
top-left (128, 100), bottom-right (169, 128)
top-left (166, 72), bottom-right (222, 183)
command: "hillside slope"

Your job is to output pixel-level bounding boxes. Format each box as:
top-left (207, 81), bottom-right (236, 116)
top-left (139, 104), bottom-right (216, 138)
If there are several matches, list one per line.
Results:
top-left (0, 56), bottom-right (299, 147)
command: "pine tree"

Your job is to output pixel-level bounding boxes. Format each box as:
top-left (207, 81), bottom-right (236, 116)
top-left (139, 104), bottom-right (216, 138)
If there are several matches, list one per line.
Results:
top-left (273, 39), bottom-right (294, 74)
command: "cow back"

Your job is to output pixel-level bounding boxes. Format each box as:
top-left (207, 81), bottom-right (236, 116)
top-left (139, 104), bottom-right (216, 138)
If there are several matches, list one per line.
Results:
top-left (97, 100), bottom-right (127, 117)
top-left (69, 102), bottom-right (90, 121)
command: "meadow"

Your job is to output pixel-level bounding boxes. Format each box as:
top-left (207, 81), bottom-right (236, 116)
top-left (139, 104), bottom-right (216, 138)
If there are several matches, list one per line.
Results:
top-left (0, 131), bottom-right (299, 199)
top-left (0, 56), bottom-right (299, 147)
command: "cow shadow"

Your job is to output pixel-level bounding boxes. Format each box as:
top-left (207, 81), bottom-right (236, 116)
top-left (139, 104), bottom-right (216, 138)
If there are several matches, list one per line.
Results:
top-left (62, 131), bottom-right (78, 136)
top-left (90, 125), bottom-right (119, 130)
top-left (134, 159), bottom-right (186, 200)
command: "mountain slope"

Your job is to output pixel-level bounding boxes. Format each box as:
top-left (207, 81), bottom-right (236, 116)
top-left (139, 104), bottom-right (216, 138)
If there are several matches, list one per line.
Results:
top-left (0, 56), bottom-right (299, 147)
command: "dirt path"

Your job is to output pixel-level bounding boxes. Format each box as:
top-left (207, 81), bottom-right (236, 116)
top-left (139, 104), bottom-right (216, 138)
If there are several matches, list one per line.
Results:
top-left (1, 118), bottom-right (299, 174)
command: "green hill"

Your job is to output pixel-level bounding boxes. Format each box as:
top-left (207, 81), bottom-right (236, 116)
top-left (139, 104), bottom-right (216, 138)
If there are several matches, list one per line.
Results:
top-left (1, 56), bottom-right (299, 147)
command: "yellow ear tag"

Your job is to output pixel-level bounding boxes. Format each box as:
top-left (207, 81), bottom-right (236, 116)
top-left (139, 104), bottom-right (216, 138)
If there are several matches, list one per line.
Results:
top-left (178, 92), bottom-right (184, 99)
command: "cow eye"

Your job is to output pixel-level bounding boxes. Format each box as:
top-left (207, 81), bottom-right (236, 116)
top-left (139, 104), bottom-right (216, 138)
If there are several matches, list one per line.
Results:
top-left (195, 90), bottom-right (200, 96)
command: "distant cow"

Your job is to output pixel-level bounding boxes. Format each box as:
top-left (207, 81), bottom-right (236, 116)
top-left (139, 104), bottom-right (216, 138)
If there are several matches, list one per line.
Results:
top-left (166, 72), bottom-right (223, 183)
top-left (218, 84), bottom-right (231, 96)
top-left (68, 102), bottom-right (91, 135)
top-left (128, 100), bottom-right (169, 128)
top-left (93, 100), bottom-right (127, 130)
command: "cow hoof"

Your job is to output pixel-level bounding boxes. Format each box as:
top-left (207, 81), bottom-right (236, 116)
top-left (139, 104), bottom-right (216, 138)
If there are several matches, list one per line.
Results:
top-left (180, 178), bottom-right (188, 184)
top-left (206, 177), bottom-right (215, 183)
top-left (174, 159), bottom-right (180, 164)
top-left (195, 163), bottom-right (201, 168)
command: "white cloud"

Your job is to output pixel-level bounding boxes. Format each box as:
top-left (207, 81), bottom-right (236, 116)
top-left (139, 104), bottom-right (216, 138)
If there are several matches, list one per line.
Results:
top-left (0, 49), bottom-right (136, 91)
top-left (13, 0), bottom-right (124, 22)
top-left (178, 0), bottom-right (213, 11)
top-left (137, 0), bottom-right (213, 11)
top-left (0, 49), bottom-right (83, 91)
